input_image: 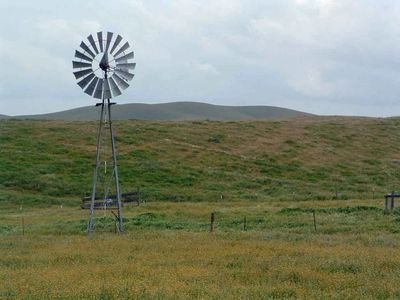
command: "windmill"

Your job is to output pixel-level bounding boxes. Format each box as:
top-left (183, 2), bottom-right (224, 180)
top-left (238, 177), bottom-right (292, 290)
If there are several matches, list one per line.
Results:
top-left (72, 31), bottom-right (135, 235)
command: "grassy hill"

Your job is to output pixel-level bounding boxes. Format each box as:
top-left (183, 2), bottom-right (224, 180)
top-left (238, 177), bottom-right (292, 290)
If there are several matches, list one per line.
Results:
top-left (1, 116), bottom-right (399, 205)
top-left (9, 101), bottom-right (313, 121)
top-left (2, 117), bottom-right (400, 299)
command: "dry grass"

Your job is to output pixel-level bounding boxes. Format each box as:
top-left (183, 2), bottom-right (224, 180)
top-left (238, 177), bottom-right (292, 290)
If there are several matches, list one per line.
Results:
top-left (2, 231), bottom-right (400, 299)
top-left (1, 199), bottom-right (400, 299)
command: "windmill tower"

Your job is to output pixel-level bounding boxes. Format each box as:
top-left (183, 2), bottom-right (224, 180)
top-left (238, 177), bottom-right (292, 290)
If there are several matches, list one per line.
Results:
top-left (72, 31), bottom-right (135, 235)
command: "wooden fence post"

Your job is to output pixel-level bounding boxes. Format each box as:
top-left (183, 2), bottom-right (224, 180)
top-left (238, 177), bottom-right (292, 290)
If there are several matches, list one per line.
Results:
top-left (384, 195), bottom-right (389, 215)
top-left (243, 216), bottom-right (247, 231)
top-left (391, 191), bottom-right (395, 212)
top-left (313, 210), bottom-right (317, 232)
top-left (210, 212), bottom-right (215, 233)
top-left (22, 217), bottom-right (25, 236)
top-left (111, 211), bottom-right (119, 234)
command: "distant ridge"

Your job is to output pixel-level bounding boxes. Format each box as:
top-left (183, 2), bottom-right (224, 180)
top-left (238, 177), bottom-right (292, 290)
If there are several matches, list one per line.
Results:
top-left (3, 102), bottom-right (314, 121)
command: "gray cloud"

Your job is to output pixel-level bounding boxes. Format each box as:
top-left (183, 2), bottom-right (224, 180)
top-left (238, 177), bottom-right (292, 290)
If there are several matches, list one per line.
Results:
top-left (1, 0), bottom-right (399, 116)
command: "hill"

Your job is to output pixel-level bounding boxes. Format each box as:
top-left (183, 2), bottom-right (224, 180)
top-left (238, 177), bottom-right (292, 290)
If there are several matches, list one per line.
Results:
top-left (10, 101), bottom-right (313, 121)
top-left (2, 117), bottom-right (400, 299)
top-left (0, 116), bottom-right (398, 204)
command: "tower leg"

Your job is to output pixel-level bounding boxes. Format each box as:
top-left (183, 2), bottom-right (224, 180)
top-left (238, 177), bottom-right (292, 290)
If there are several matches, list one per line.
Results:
top-left (107, 99), bottom-right (124, 233)
top-left (87, 100), bottom-right (106, 235)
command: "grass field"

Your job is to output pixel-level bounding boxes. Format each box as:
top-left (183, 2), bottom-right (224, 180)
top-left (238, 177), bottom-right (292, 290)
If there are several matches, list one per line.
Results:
top-left (1, 117), bottom-right (400, 299)
top-left (1, 200), bottom-right (400, 299)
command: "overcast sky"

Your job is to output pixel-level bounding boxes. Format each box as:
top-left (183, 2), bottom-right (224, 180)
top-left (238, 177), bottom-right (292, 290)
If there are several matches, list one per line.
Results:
top-left (1, 0), bottom-right (400, 116)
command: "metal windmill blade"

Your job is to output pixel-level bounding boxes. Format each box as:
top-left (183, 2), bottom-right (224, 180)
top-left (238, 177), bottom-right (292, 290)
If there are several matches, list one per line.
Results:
top-left (87, 34), bottom-right (99, 55)
top-left (72, 31), bottom-right (135, 99)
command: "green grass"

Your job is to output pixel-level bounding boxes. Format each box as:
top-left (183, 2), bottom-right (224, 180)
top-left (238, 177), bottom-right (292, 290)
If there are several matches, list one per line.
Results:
top-left (2, 117), bottom-right (400, 205)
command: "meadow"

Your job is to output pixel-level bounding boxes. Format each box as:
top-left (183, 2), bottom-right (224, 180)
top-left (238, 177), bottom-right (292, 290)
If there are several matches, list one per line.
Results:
top-left (1, 117), bottom-right (400, 299)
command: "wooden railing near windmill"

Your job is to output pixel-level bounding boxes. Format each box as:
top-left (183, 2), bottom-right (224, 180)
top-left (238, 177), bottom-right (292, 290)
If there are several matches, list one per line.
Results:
top-left (81, 188), bottom-right (141, 209)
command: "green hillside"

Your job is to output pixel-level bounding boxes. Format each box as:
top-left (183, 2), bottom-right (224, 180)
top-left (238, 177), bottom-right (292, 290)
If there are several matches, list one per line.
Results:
top-left (11, 101), bottom-right (313, 121)
top-left (0, 116), bottom-right (398, 206)
top-left (2, 117), bottom-right (400, 299)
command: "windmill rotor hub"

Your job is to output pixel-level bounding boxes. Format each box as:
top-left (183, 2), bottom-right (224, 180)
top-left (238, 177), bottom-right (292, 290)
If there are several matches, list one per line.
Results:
top-left (99, 61), bottom-right (110, 71)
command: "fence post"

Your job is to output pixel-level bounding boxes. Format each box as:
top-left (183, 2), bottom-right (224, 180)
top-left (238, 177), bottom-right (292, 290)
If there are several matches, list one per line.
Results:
top-left (384, 195), bottom-right (389, 214)
top-left (391, 191), bottom-right (395, 212)
top-left (243, 216), bottom-right (247, 231)
top-left (313, 210), bottom-right (317, 232)
top-left (22, 217), bottom-right (25, 236)
top-left (111, 211), bottom-right (119, 234)
top-left (210, 212), bottom-right (215, 233)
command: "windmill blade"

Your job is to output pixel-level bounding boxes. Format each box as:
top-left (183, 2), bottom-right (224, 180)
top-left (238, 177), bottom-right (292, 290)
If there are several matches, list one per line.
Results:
top-left (114, 66), bottom-right (133, 73)
top-left (94, 79), bottom-right (104, 99)
top-left (84, 77), bottom-right (99, 96)
top-left (114, 42), bottom-right (130, 58)
top-left (105, 32), bottom-right (113, 52)
top-left (115, 62), bottom-right (136, 70)
top-left (77, 73), bottom-right (95, 89)
top-left (87, 34), bottom-right (99, 54)
top-left (75, 50), bottom-right (93, 62)
top-left (114, 69), bottom-right (134, 81)
top-left (109, 77), bottom-right (122, 97)
top-left (111, 73), bottom-right (130, 90)
top-left (72, 61), bottom-right (92, 69)
top-left (115, 52), bottom-right (134, 63)
top-left (97, 32), bottom-right (104, 52)
top-left (110, 35), bottom-right (122, 54)
top-left (103, 78), bottom-right (112, 99)
top-left (80, 41), bottom-right (95, 58)
top-left (73, 68), bottom-right (93, 80)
